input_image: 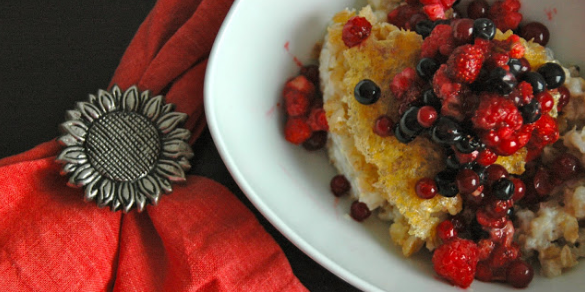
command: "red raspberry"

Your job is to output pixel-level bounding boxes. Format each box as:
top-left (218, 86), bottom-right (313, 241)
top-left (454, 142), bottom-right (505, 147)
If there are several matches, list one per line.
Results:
top-left (432, 238), bottom-right (479, 288)
top-left (342, 16), bottom-right (372, 48)
top-left (446, 44), bottom-right (485, 83)
top-left (529, 114), bottom-right (559, 148)
top-left (488, 0), bottom-right (522, 32)
top-left (284, 117), bottom-right (312, 145)
top-left (432, 65), bottom-right (473, 121)
top-left (421, 24), bottom-right (455, 59)
top-left (283, 75), bottom-right (315, 117)
top-left (422, 4), bottom-right (446, 21)
top-left (390, 67), bottom-right (419, 100)
top-left (472, 94), bottom-right (522, 131)
top-left (510, 81), bottom-right (533, 106)
top-left (307, 107), bottom-right (329, 131)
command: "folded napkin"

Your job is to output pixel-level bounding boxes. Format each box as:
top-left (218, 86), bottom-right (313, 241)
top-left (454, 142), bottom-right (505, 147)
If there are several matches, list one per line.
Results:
top-left (0, 0), bottom-right (307, 291)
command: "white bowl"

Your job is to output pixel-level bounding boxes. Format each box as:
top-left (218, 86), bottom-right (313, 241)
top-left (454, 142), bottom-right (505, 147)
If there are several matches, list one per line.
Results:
top-left (205, 1), bottom-right (585, 291)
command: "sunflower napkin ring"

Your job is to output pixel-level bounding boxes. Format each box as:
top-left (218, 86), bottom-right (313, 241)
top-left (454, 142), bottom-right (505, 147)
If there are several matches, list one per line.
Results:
top-left (56, 85), bottom-right (194, 212)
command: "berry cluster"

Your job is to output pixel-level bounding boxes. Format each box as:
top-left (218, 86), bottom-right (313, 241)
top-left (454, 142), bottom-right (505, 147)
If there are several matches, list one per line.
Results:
top-left (282, 65), bottom-right (329, 150)
top-left (360, 8), bottom-right (569, 289)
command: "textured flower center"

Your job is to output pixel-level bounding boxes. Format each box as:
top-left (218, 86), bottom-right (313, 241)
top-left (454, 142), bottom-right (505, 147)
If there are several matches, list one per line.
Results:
top-left (86, 111), bottom-right (161, 182)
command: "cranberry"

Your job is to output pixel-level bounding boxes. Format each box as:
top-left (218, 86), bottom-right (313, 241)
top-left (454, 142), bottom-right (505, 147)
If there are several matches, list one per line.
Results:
top-left (417, 105), bottom-right (439, 128)
top-left (416, 177), bottom-right (438, 199)
top-left (302, 131), bottom-right (328, 151)
top-left (437, 220), bottom-right (458, 242)
top-left (551, 153), bottom-right (582, 180)
top-left (485, 164), bottom-right (508, 185)
top-left (452, 18), bottom-right (475, 43)
top-left (350, 201), bottom-right (371, 222)
top-left (342, 16), bottom-right (372, 48)
top-left (330, 174), bottom-right (351, 197)
top-left (467, 0), bottom-right (489, 19)
top-left (536, 91), bottom-right (554, 113)
top-left (510, 178), bottom-right (526, 201)
top-left (520, 21), bottom-right (550, 46)
top-left (373, 115), bottom-right (394, 137)
top-left (506, 259), bottom-right (534, 288)
top-left (456, 168), bottom-right (480, 195)
top-left (557, 86), bottom-right (571, 112)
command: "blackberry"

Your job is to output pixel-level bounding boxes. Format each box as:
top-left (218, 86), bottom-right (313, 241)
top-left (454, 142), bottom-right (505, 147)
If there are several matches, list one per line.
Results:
top-left (435, 170), bottom-right (459, 197)
top-left (521, 72), bottom-right (546, 94)
top-left (416, 58), bottom-right (440, 81)
top-left (431, 116), bottom-right (464, 145)
top-left (537, 62), bottom-right (566, 89)
top-left (354, 79), bottom-right (381, 105)
top-left (492, 178), bottom-right (515, 200)
top-left (473, 18), bottom-right (496, 40)
top-left (520, 98), bottom-right (541, 124)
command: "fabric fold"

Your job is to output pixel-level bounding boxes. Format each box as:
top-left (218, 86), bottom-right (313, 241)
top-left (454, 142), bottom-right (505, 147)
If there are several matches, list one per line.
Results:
top-left (0, 0), bottom-right (309, 290)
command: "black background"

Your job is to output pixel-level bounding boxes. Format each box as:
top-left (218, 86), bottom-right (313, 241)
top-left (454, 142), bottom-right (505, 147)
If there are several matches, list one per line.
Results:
top-left (0, 1), bottom-right (360, 291)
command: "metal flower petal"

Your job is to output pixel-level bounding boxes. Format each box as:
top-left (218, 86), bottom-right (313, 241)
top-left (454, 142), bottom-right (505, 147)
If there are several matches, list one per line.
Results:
top-left (56, 85), bottom-right (193, 212)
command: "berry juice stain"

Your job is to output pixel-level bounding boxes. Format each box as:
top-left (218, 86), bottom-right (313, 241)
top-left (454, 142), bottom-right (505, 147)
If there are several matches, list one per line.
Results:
top-left (284, 41), bottom-right (304, 67)
top-left (545, 7), bottom-right (557, 21)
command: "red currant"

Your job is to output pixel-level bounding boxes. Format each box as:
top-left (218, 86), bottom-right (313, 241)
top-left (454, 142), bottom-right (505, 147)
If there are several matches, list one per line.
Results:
top-left (536, 91), bottom-right (554, 113)
top-left (437, 220), bottom-right (458, 242)
top-left (417, 105), bottom-right (439, 128)
top-left (551, 153), bottom-right (582, 181)
top-left (510, 178), bottom-right (526, 201)
top-left (520, 21), bottom-right (550, 46)
top-left (456, 168), bottom-right (480, 195)
top-left (416, 177), bottom-right (438, 199)
top-left (452, 18), bottom-right (475, 43)
top-left (467, 0), bottom-right (489, 19)
top-left (373, 115), bottom-right (394, 137)
top-left (330, 175), bottom-right (351, 197)
top-left (557, 86), bottom-right (570, 113)
top-left (485, 164), bottom-right (508, 185)
top-left (506, 259), bottom-right (534, 288)
top-left (350, 201), bottom-right (371, 222)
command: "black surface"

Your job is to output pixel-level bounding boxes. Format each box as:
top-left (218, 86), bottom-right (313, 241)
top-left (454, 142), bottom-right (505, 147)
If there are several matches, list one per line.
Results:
top-left (0, 1), bottom-right (359, 291)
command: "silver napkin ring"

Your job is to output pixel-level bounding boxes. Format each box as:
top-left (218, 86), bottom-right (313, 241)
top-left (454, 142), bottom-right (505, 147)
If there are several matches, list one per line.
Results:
top-left (56, 85), bottom-right (194, 212)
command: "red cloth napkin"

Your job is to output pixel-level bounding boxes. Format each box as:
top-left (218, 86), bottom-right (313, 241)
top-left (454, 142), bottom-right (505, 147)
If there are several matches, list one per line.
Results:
top-left (0, 0), bottom-right (308, 291)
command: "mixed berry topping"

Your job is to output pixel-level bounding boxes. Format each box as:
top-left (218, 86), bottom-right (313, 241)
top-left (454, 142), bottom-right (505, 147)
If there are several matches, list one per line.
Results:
top-left (280, 1), bottom-right (577, 289)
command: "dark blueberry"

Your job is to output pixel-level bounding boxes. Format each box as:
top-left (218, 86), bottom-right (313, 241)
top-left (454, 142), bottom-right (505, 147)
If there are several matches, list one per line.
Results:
top-left (399, 106), bottom-right (423, 136)
top-left (354, 79), bottom-right (381, 105)
top-left (416, 58), bottom-right (440, 81)
top-left (453, 0), bottom-right (461, 5)
top-left (393, 123), bottom-right (415, 144)
top-left (537, 62), bottom-right (566, 89)
top-left (470, 68), bottom-right (490, 92)
top-left (508, 58), bottom-right (524, 76)
top-left (520, 98), bottom-right (542, 124)
top-left (484, 67), bottom-right (517, 95)
top-left (415, 19), bottom-right (434, 38)
top-left (492, 178), bottom-right (515, 200)
top-left (521, 72), bottom-right (546, 94)
top-left (473, 18), bottom-right (496, 40)
top-left (431, 116), bottom-right (464, 145)
top-left (422, 89), bottom-right (442, 110)
top-left (455, 134), bottom-right (482, 154)
top-left (435, 170), bottom-right (459, 197)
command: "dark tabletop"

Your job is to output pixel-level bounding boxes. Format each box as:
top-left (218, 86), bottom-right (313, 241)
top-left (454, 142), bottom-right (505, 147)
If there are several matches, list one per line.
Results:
top-left (0, 1), bottom-right (359, 291)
